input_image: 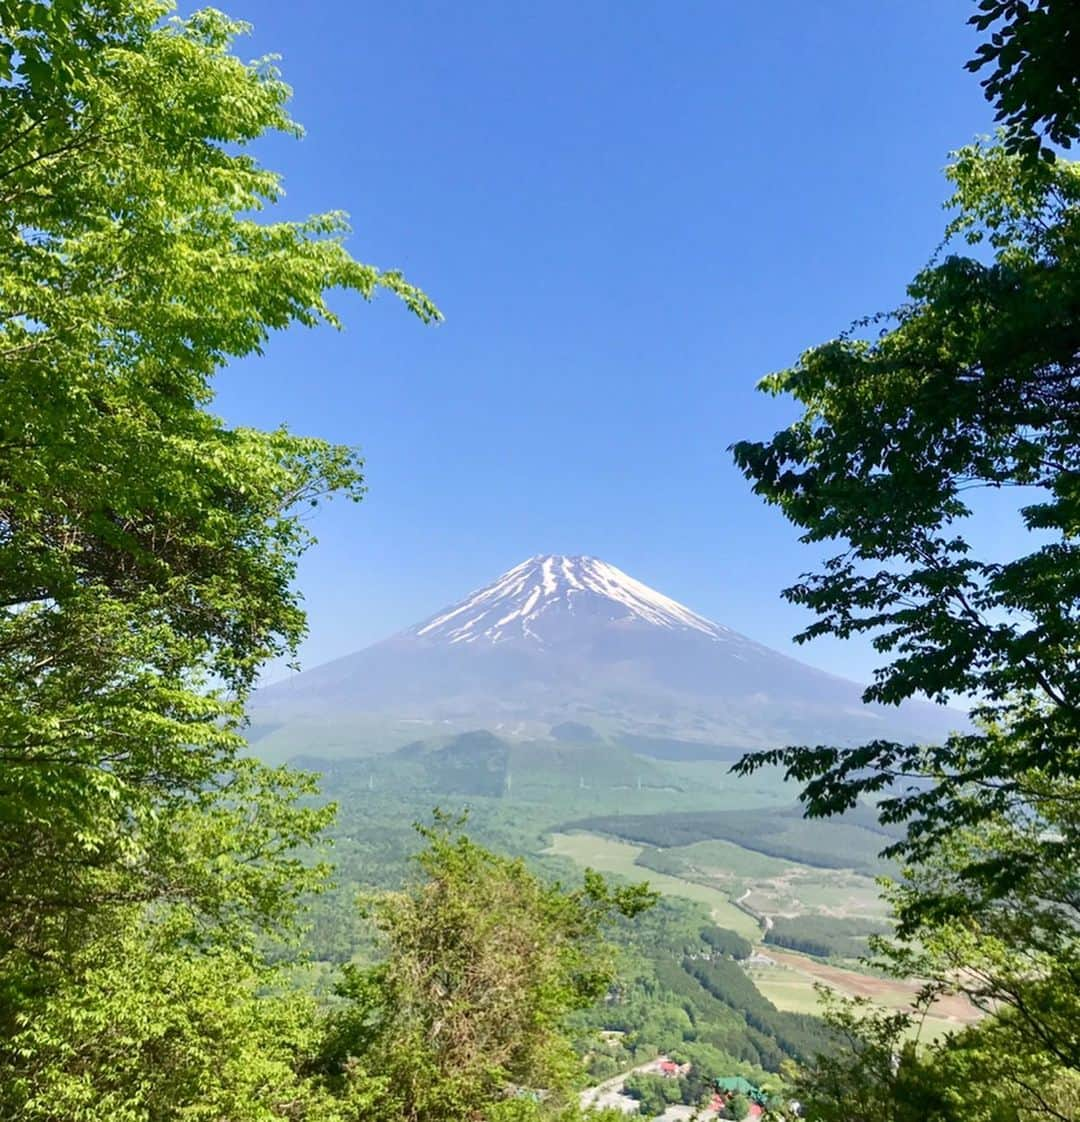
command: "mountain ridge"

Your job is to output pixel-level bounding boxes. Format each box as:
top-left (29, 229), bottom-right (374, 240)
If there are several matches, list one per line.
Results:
top-left (253, 554), bottom-right (962, 755)
top-left (409, 554), bottom-right (736, 646)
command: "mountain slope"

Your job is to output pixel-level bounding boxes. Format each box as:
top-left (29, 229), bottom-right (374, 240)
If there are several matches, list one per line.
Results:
top-left (410, 555), bottom-right (731, 644)
top-left (253, 554), bottom-right (961, 753)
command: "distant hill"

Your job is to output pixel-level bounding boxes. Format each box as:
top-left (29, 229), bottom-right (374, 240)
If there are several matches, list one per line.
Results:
top-left (252, 554), bottom-right (963, 759)
top-left (294, 728), bottom-right (688, 801)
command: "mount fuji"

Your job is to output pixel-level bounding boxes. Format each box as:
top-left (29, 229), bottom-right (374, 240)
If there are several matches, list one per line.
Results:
top-left (252, 555), bottom-right (960, 756)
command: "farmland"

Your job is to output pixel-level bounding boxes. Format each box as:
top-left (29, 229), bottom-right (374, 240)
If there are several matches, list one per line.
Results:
top-left (546, 828), bottom-right (980, 1040)
top-left (748, 951), bottom-right (980, 1040)
top-left (544, 832), bottom-right (760, 939)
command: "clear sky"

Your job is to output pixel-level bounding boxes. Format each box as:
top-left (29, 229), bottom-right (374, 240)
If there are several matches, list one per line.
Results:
top-left (209, 0), bottom-right (998, 684)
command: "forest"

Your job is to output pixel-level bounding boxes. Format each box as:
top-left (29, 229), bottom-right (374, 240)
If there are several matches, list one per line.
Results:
top-left (762, 917), bottom-right (892, 962)
top-left (568, 805), bottom-right (900, 876)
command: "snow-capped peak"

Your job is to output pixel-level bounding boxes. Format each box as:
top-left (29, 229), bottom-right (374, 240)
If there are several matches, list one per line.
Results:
top-left (411, 554), bottom-right (733, 645)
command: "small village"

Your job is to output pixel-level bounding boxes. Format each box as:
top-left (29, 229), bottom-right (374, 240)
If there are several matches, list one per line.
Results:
top-left (581, 1055), bottom-right (779, 1121)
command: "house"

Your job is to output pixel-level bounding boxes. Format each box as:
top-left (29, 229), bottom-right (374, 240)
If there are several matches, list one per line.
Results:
top-left (714, 1075), bottom-right (770, 1111)
top-left (715, 1076), bottom-right (759, 1098)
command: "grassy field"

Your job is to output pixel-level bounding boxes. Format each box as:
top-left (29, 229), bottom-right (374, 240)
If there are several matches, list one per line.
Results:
top-left (741, 867), bottom-right (887, 920)
top-left (750, 966), bottom-right (967, 1043)
top-left (747, 967), bottom-right (828, 1015)
top-left (667, 839), bottom-right (796, 879)
top-left (750, 950), bottom-right (980, 1040)
top-left (548, 830), bottom-right (979, 1045)
top-left (567, 804), bottom-right (899, 878)
top-left (638, 837), bottom-right (889, 923)
top-left (545, 831), bottom-right (761, 939)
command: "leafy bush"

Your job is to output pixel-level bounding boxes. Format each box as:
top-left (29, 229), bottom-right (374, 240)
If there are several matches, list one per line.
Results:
top-left (623, 1072), bottom-right (683, 1114)
top-left (724, 1091), bottom-right (751, 1120)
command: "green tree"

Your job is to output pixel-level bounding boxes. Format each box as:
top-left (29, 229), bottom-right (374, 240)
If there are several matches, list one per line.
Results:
top-left (731, 6), bottom-right (1080, 1118)
top-left (783, 994), bottom-right (973, 1122)
top-left (783, 985), bottom-right (1080, 1122)
top-left (319, 815), bottom-right (657, 1122)
top-left (868, 764), bottom-right (1080, 1118)
top-left (966, 0), bottom-right (1080, 159)
top-left (732, 141), bottom-right (1079, 861)
top-left (0, 911), bottom-right (346, 1122)
top-left (0, 0), bottom-right (438, 1112)
top-left (0, 0), bottom-right (436, 975)
top-left (729, 144), bottom-right (1080, 1114)
top-left (726, 6), bottom-right (1080, 1113)
top-left (623, 1073), bottom-right (681, 1117)
top-left (733, 137), bottom-right (1080, 1119)
top-left (724, 1092), bottom-right (751, 1120)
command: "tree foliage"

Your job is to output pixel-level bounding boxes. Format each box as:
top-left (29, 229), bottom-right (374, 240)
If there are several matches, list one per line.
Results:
top-left (785, 986), bottom-right (1080, 1122)
top-left (763, 916), bottom-right (891, 961)
top-left (0, 914), bottom-right (342, 1122)
top-left (700, 925), bottom-right (754, 961)
top-left (724, 1091), bottom-right (751, 1120)
top-left (571, 804), bottom-right (896, 875)
top-left (732, 141), bottom-right (1080, 864)
top-left (0, 0), bottom-right (436, 974)
top-left (686, 959), bottom-right (837, 1067)
top-left (732, 5), bottom-right (1080, 1118)
top-left (0, 0), bottom-right (440, 1114)
top-left (967, 0), bottom-right (1080, 158)
top-left (1, 819), bottom-right (656, 1122)
top-left (867, 770), bottom-right (1080, 1121)
top-left (623, 1072), bottom-right (684, 1116)
top-left (318, 815), bottom-right (658, 1122)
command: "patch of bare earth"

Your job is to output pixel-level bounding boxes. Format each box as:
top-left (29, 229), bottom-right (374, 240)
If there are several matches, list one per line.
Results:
top-left (763, 949), bottom-right (981, 1024)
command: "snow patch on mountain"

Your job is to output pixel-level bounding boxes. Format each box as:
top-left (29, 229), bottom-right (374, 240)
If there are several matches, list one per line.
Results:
top-left (412, 555), bottom-right (734, 645)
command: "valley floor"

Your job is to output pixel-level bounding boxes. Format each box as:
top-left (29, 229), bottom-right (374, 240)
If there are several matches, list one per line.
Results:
top-left (748, 951), bottom-right (979, 1041)
top-left (548, 829), bottom-right (980, 1042)
top-left (545, 832), bottom-right (760, 939)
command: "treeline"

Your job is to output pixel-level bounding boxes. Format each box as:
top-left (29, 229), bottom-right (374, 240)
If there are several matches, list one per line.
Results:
top-left (568, 804), bottom-right (898, 875)
top-left (702, 925), bottom-right (754, 960)
top-left (303, 731), bottom-right (687, 803)
top-left (634, 845), bottom-right (689, 877)
top-left (652, 959), bottom-right (797, 1072)
top-left (571, 894), bottom-right (834, 1076)
top-left (764, 916), bottom-right (892, 960)
top-left (572, 900), bottom-right (771, 1075)
top-left (685, 960), bottom-right (838, 1066)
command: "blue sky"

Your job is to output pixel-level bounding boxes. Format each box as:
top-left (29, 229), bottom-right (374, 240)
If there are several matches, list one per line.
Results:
top-left (210, 0), bottom-right (997, 683)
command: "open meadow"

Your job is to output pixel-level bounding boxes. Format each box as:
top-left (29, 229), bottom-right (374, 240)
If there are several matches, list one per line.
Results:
top-left (547, 829), bottom-right (981, 1046)
top-left (544, 831), bottom-right (761, 939)
top-left (748, 951), bottom-right (980, 1041)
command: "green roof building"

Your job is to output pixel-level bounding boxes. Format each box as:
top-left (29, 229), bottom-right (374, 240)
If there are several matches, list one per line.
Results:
top-left (716, 1076), bottom-right (767, 1104)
